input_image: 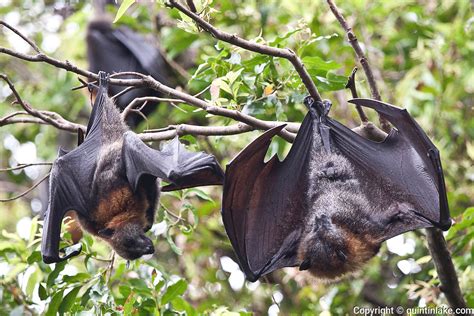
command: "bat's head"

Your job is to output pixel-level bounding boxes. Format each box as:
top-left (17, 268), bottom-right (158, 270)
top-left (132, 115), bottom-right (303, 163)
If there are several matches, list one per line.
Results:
top-left (297, 215), bottom-right (380, 280)
top-left (98, 222), bottom-right (155, 260)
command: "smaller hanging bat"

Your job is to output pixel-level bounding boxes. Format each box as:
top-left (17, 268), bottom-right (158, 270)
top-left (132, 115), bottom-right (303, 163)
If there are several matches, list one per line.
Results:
top-left (41, 72), bottom-right (224, 264)
top-left (87, 17), bottom-right (171, 124)
top-left (222, 97), bottom-right (451, 281)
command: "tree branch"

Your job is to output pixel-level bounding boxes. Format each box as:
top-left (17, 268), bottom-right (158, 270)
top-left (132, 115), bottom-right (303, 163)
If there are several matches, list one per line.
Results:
top-left (0, 162), bottom-right (52, 172)
top-left (426, 228), bottom-right (467, 309)
top-left (140, 122), bottom-right (259, 141)
top-left (166, 0), bottom-right (323, 103)
top-left (0, 172), bottom-right (50, 202)
top-left (345, 67), bottom-right (368, 123)
top-left (0, 20), bottom-right (297, 142)
top-left (0, 74), bottom-right (86, 133)
top-left (326, 0), bottom-right (391, 132)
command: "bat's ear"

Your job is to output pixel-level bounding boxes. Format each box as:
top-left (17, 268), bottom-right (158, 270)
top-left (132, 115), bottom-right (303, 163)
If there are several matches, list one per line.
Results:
top-left (98, 228), bottom-right (115, 238)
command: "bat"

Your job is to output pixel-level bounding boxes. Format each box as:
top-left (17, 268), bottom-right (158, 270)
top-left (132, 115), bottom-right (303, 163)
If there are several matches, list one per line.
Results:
top-left (41, 72), bottom-right (224, 264)
top-left (86, 18), bottom-right (171, 124)
top-left (222, 97), bottom-right (451, 281)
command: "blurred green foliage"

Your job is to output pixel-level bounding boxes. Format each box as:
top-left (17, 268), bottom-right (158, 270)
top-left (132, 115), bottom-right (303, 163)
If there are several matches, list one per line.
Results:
top-left (0, 0), bottom-right (472, 314)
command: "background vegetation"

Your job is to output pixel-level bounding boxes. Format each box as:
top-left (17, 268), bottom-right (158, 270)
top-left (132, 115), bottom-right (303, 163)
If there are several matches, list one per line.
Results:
top-left (0, 0), bottom-right (472, 314)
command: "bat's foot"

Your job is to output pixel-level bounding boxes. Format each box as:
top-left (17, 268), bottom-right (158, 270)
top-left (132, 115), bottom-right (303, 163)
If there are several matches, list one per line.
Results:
top-left (303, 96), bottom-right (332, 119)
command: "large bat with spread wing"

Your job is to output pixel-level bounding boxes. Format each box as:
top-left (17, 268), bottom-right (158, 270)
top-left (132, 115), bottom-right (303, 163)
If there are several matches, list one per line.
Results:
top-left (41, 72), bottom-right (223, 264)
top-left (222, 97), bottom-right (451, 281)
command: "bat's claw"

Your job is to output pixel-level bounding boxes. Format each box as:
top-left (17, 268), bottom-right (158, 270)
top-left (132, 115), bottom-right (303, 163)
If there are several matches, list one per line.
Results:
top-left (43, 243), bottom-right (82, 264)
top-left (303, 96), bottom-right (332, 119)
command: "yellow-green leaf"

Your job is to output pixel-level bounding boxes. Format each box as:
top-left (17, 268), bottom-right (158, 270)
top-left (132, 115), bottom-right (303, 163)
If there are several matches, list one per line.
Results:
top-left (113, 0), bottom-right (135, 23)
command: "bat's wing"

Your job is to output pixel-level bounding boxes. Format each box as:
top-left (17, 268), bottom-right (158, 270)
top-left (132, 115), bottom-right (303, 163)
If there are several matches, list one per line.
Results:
top-left (222, 115), bottom-right (315, 281)
top-left (86, 21), bottom-right (169, 114)
top-left (327, 98), bottom-right (451, 240)
top-left (41, 73), bottom-right (109, 263)
top-left (122, 133), bottom-right (224, 192)
top-left (112, 27), bottom-right (168, 84)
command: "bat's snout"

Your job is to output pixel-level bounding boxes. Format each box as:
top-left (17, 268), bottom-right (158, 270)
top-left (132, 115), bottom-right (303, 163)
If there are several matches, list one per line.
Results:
top-left (144, 244), bottom-right (155, 255)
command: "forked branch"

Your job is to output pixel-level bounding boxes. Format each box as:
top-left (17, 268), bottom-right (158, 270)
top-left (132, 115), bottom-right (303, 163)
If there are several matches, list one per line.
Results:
top-left (166, 0), bottom-right (323, 104)
top-left (326, 0), bottom-right (391, 132)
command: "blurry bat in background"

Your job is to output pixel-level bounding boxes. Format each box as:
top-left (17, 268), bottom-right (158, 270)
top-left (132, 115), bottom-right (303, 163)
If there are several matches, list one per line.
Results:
top-left (41, 72), bottom-right (223, 264)
top-left (222, 97), bottom-right (451, 281)
top-left (86, 17), bottom-right (172, 125)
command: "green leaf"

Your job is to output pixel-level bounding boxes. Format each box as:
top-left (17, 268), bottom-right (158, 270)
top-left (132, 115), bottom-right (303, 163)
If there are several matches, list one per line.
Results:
top-left (302, 56), bottom-right (341, 72)
top-left (62, 273), bottom-right (91, 283)
top-left (47, 261), bottom-right (66, 287)
top-left (172, 296), bottom-right (196, 315)
top-left (270, 28), bottom-right (303, 46)
top-left (45, 289), bottom-right (64, 316)
top-left (124, 292), bottom-right (136, 315)
top-left (155, 280), bottom-right (165, 292)
top-left (38, 283), bottom-right (48, 300)
top-left (26, 266), bottom-right (42, 297)
top-left (161, 279), bottom-right (188, 305)
top-left (28, 216), bottom-right (39, 245)
top-left (166, 228), bottom-right (182, 255)
top-left (26, 251), bottom-right (42, 264)
top-left (186, 188), bottom-right (214, 202)
top-left (113, 0), bottom-right (135, 23)
top-left (58, 286), bottom-right (81, 314)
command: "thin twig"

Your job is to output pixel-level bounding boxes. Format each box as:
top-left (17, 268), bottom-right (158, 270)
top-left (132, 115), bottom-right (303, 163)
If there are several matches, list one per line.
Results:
top-left (0, 111), bottom-right (29, 121)
top-left (0, 172), bottom-right (50, 202)
top-left (326, 0), bottom-right (390, 132)
top-left (0, 74), bottom-right (85, 133)
top-left (193, 84), bottom-right (211, 98)
top-left (345, 67), bottom-right (368, 123)
top-left (0, 21), bottom-right (40, 53)
top-left (0, 162), bottom-right (53, 172)
top-left (111, 86), bottom-right (136, 100)
top-left (166, 0), bottom-right (323, 103)
top-left (0, 117), bottom-right (48, 126)
top-left (122, 96), bottom-right (186, 120)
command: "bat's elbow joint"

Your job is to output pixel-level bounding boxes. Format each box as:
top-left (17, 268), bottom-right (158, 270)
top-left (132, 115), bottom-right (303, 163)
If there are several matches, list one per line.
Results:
top-left (168, 170), bottom-right (183, 182)
top-left (439, 219), bottom-right (452, 231)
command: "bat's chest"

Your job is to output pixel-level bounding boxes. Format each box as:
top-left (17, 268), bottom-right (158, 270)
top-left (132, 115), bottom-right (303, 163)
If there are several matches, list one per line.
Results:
top-left (86, 185), bottom-right (150, 233)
